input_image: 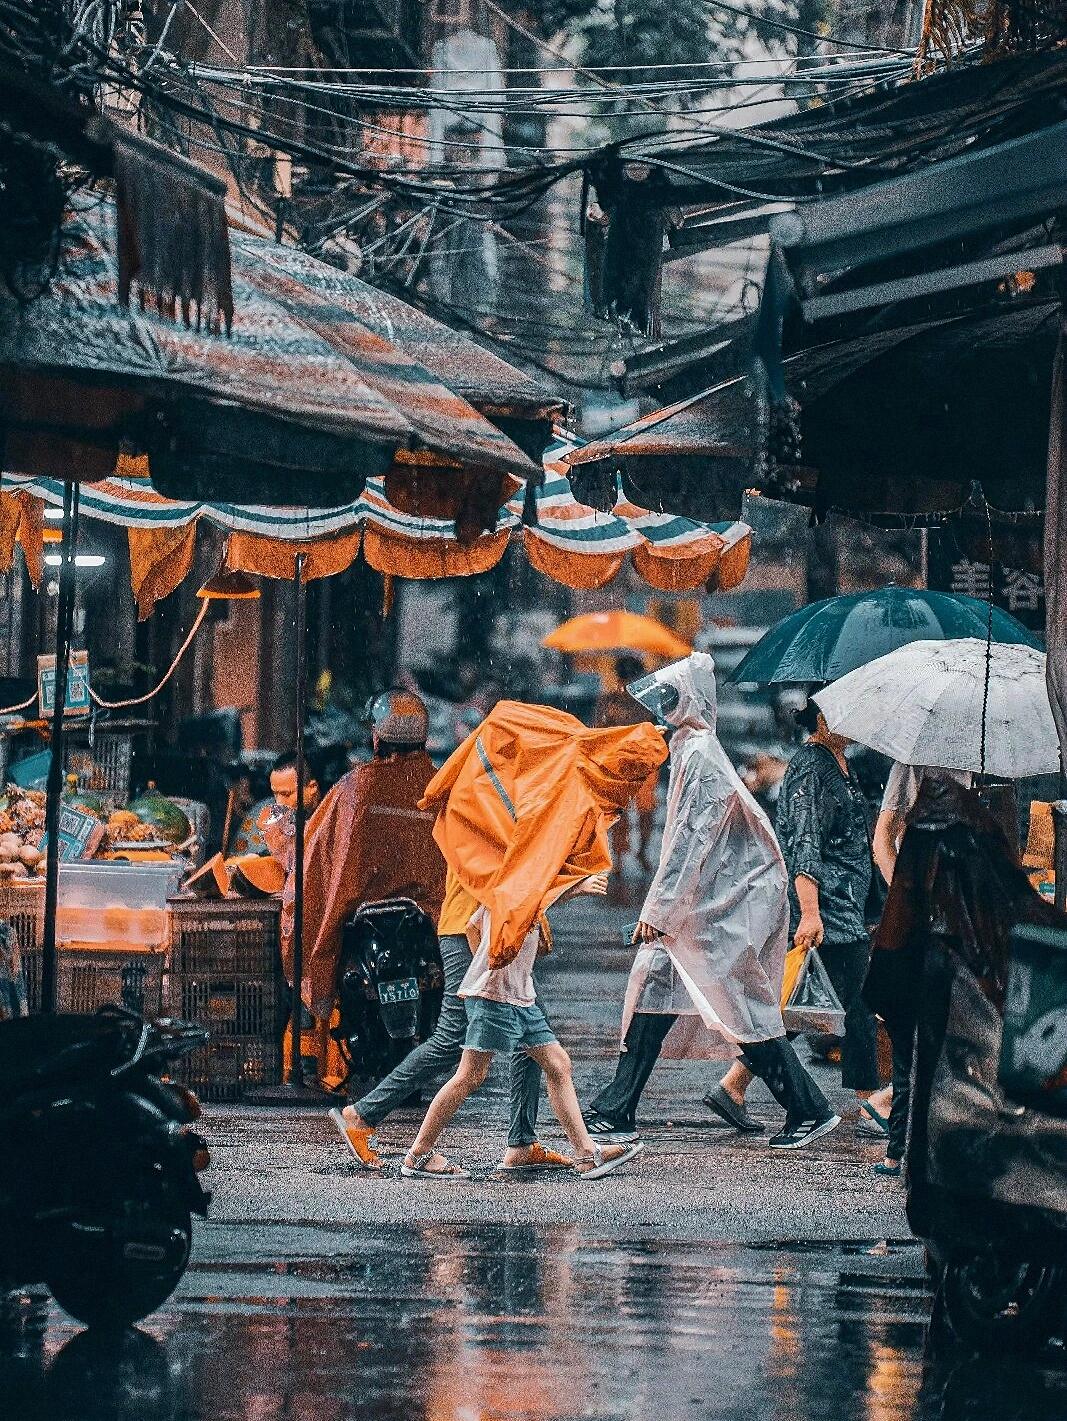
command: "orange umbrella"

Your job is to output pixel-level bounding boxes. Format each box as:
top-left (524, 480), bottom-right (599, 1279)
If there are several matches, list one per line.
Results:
top-left (542, 610), bottom-right (691, 660)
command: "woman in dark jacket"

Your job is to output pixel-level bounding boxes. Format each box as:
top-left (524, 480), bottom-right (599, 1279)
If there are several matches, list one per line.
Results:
top-left (771, 703), bottom-right (886, 1119)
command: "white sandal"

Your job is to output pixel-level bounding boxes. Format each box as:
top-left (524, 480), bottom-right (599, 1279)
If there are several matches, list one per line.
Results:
top-left (575, 1140), bottom-right (645, 1180)
top-left (400, 1150), bottom-right (471, 1179)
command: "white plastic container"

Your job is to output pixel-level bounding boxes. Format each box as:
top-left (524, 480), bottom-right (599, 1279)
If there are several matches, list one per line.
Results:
top-left (55, 861), bottom-right (185, 947)
top-left (57, 861), bottom-right (184, 911)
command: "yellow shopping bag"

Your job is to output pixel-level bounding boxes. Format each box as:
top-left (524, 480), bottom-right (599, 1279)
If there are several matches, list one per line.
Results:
top-left (780, 944), bottom-right (807, 1009)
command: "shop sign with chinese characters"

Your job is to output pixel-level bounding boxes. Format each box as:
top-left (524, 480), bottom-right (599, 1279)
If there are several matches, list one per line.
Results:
top-left (928, 530), bottom-right (1045, 634)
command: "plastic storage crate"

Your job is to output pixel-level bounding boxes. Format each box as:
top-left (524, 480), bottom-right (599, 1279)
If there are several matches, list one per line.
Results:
top-left (166, 898), bottom-right (283, 1101)
top-left (0, 878), bottom-right (44, 959)
top-left (21, 946), bottom-right (165, 1016)
top-left (63, 720), bottom-right (151, 802)
top-left (1, 879), bottom-right (166, 1015)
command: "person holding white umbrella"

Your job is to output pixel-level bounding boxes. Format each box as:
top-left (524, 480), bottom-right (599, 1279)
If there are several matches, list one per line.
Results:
top-left (815, 637), bottom-right (1061, 1174)
top-left (873, 762), bottom-right (973, 887)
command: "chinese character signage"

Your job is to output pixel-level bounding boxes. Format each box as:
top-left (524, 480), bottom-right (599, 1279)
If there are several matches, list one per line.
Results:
top-left (36, 651), bottom-right (90, 718)
top-left (928, 530), bottom-right (1045, 634)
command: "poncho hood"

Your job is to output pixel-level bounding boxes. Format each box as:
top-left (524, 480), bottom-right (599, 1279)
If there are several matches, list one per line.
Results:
top-left (629, 652), bottom-right (718, 733)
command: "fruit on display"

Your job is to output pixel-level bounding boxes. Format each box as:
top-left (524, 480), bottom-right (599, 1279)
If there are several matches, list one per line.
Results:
top-left (0, 788), bottom-right (46, 873)
top-left (229, 853), bottom-right (285, 897)
top-left (125, 783), bottom-right (191, 846)
top-left (103, 808), bottom-right (159, 846)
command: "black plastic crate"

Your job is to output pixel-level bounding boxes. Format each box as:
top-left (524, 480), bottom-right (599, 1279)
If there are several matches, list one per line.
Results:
top-left (166, 899), bottom-right (283, 1100)
top-left (21, 947), bottom-right (165, 1016)
top-left (64, 729), bottom-right (135, 801)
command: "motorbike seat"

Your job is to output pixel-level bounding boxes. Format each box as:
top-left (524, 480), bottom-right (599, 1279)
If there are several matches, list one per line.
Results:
top-left (0, 1013), bottom-right (119, 1091)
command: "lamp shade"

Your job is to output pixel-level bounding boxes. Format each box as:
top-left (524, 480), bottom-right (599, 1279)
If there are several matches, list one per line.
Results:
top-left (196, 569), bottom-right (261, 600)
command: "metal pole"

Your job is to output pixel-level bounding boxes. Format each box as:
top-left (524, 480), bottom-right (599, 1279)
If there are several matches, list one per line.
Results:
top-left (40, 480), bottom-right (79, 1014)
top-left (288, 552), bottom-right (307, 1085)
top-left (1056, 762), bottom-right (1067, 914)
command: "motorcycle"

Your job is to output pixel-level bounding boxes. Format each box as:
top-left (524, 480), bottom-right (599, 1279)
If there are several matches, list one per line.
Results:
top-left (0, 1006), bottom-right (211, 1330)
top-left (334, 897), bottom-right (443, 1089)
top-left (882, 786), bottom-right (1067, 1353)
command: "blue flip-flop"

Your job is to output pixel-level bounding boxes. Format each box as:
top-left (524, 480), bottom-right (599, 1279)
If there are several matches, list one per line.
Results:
top-left (858, 1100), bottom-right (890, 1138)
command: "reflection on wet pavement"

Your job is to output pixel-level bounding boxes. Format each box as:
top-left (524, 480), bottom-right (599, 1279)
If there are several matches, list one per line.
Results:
top-left (3, 1225), bottom-right (1065, 1421)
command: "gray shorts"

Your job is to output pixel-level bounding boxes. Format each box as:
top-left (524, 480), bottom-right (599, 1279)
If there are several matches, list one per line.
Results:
top-left (463, 998), bottom-right (557, 1055)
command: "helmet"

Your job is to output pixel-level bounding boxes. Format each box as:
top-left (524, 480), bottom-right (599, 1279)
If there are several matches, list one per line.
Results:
top-left (367, 690), bottom-right (429, 747)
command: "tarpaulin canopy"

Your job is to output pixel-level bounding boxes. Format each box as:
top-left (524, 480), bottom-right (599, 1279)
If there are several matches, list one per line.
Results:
top-left (0, 200), bottom-right (549, 511)
top-left (1, 434), bottom-right (753, 614)
top-left (362, 435), bottom-right (752, 593)
top-left (564, 384), bottom-right (755, 521)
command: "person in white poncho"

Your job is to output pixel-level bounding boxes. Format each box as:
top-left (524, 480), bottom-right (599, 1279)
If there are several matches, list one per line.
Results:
top-left (585, 653), bottom-right (841, 1150)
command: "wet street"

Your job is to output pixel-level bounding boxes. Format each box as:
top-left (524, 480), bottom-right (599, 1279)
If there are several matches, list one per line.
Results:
top-left (5, 900), bottom-right (1067, 1420)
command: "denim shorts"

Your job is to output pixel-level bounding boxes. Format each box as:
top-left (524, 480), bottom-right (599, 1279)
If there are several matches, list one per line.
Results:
top-left (463, 998), bottom-right (557, 1054)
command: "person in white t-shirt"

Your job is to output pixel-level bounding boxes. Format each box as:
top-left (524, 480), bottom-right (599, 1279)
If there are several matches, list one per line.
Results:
top-left (400, 874), bottom-right (646, 1181)
top-left (872, 762), bottom-right (973, 886)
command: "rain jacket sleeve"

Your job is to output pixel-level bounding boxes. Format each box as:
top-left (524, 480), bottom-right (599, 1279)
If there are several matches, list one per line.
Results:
top-left (777, 766), bottom-right (826, 887)
top-left (639, 761), bottom-right (728, 940)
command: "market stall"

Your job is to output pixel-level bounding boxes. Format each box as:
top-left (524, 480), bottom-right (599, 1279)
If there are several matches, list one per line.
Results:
top-left (0, 434), bottom-right (754, 1097)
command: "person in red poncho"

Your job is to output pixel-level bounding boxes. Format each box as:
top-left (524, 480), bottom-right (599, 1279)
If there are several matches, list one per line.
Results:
top-left (281, 691), bottom-right (446, 1017)
top-left (395, 699), bottom-right (668, 1180)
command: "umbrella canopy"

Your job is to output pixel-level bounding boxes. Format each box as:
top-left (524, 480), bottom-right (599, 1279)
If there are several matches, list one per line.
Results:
top-left (813, 640), bottom-right (1059, 779)
top-left (543, 611), bottom-right (691, 660)
top-left (731, 586), bottom-right (1040, 686)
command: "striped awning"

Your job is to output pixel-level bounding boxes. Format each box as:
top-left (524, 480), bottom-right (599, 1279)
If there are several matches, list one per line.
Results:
top-left (1, 433), bottom-right (751, 614)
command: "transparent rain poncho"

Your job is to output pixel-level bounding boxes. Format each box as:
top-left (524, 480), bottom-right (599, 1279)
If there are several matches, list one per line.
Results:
top-left (622, 653), bottom-right (791, 1058)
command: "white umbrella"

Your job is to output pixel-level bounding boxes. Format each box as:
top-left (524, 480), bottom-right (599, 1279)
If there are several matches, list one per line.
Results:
top-left (813, 638), bottom-right (1059, 779)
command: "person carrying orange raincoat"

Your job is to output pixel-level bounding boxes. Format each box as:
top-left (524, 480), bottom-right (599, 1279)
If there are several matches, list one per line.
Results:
top-left (393, 699), bottom-right (668, 1179)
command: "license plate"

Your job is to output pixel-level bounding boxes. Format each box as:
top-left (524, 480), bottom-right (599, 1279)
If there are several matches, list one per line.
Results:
top-left (378, 977), bottom-right (419, 1005)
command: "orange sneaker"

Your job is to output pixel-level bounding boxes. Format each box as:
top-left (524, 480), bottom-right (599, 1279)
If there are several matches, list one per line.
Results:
top-left (328, 1107), bottom-right (382, 1170)
top-left (496, 1142), bottom-right (574, 1173)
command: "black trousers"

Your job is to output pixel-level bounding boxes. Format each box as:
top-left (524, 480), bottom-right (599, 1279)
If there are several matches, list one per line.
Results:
top-left (591, 1012), bottom-right (832, 1130)
top-left (885, 1021), bottom-right (914, 1162)
top-left (818, 938), bottom-right (882, 1092)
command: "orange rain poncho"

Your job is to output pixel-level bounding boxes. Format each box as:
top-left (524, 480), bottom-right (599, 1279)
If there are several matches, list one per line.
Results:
top-left (282, 751), bottom-right (447, 1013)
top-left (420, 701), bottom-right (667, 969)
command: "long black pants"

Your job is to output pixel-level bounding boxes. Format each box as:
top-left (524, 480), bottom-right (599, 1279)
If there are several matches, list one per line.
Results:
top-left (885, 1021), bottom-right (914, 1162)
top-left (818, 938), bottom-right (882, 1092)
top-left (591, 1012), bottom-right (832, 1130)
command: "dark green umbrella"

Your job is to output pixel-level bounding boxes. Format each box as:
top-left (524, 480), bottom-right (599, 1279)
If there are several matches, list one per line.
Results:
top-left (730, 587), bottom-right (1040, 686)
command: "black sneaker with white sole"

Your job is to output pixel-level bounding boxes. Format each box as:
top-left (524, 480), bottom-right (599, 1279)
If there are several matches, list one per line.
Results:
top-left (768, 1113), bottom-right (841, 1149)
top-left (582, 1112), bottom-right (639, 1144)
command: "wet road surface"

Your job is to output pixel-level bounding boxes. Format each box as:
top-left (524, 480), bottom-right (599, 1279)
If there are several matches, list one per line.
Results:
top-left (6, 900), bottom-right (1067, 1419)
top-left (5, 1224), bottom-right (1067, 1421)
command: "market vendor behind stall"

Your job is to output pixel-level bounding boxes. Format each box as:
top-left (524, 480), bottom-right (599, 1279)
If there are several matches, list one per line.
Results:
top-left (184, 754), bottom-right (320, 897)
top-left (282, 691), bottom-right (445, 1015)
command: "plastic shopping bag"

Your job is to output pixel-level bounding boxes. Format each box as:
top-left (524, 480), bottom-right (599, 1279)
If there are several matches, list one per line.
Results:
top-left (782, 948), bottom-right (846, 1035)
